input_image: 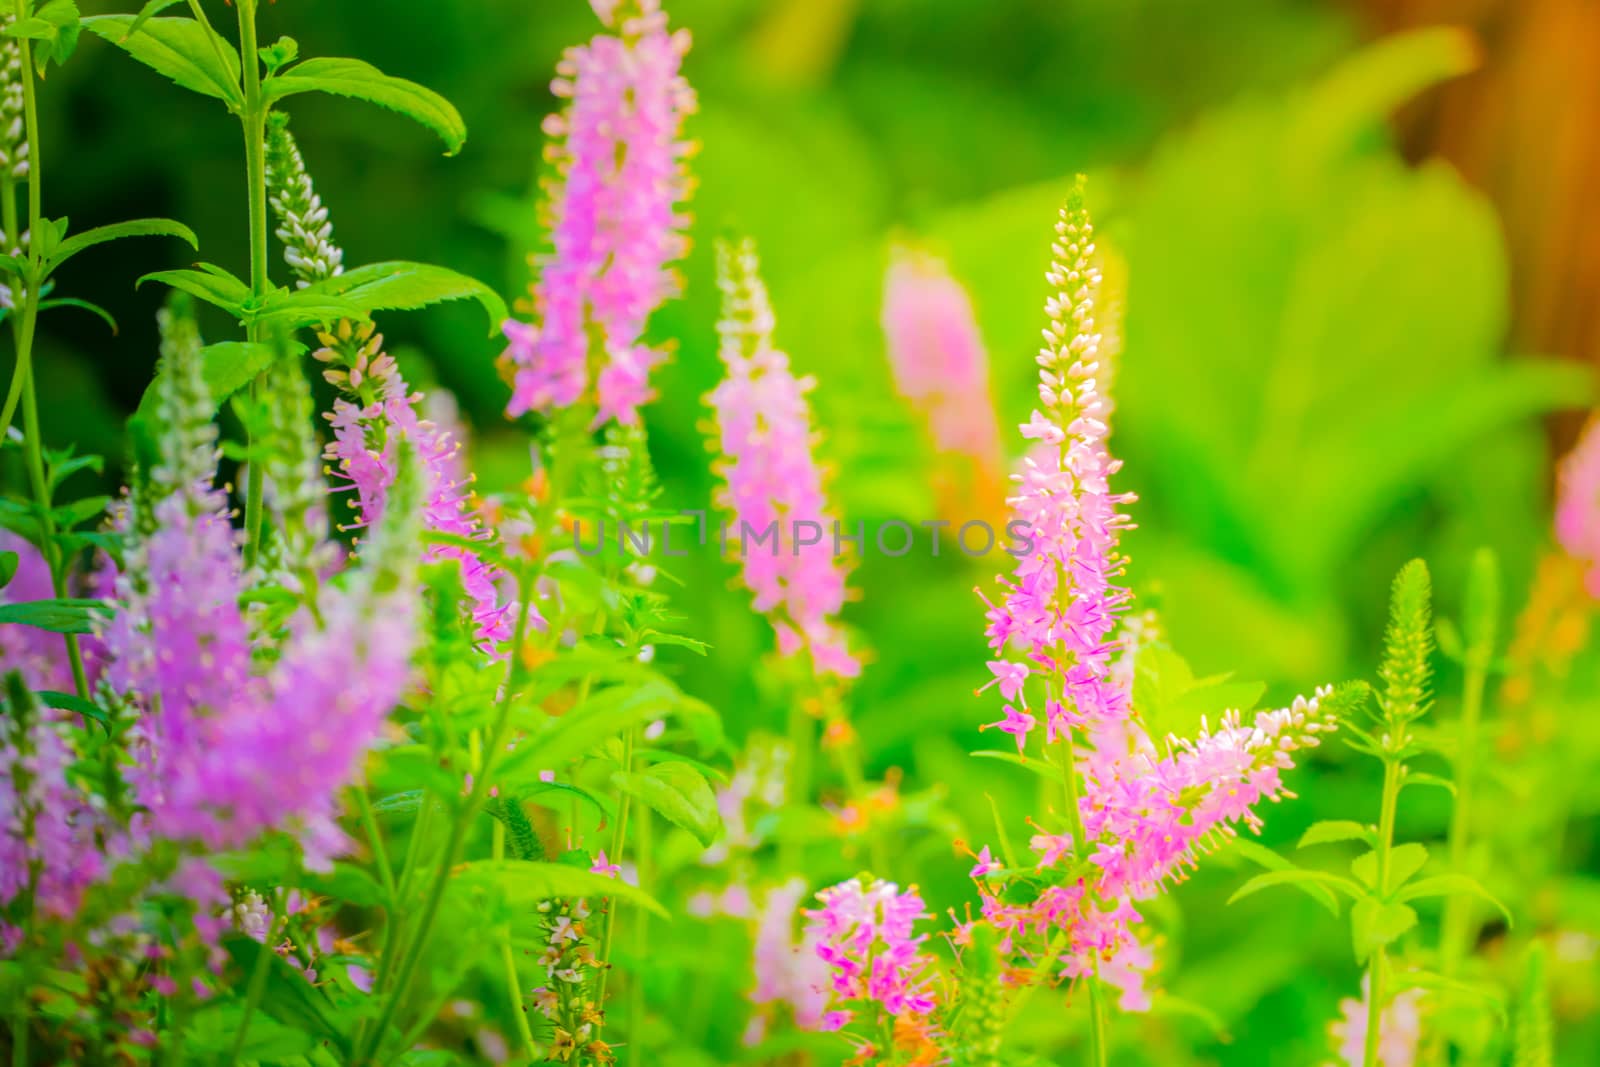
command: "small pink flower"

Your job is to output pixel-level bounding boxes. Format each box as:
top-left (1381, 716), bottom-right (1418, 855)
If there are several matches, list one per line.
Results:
top-left (968, 846), bottom-right (1000, 879)
top-left (591, 850), bottom-right (621, 879)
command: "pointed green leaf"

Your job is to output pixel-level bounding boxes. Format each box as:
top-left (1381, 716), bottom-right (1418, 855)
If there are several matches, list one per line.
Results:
top-left (1514, 944), bottom-right (1552, 1067)
top-left (83, 15), bottom-right (242, 108)
top-left (0, 597), bottom-right (109, 634)
top-left (0, 550), bottom-right (16, 590)
top-left (1227, 867), bottom-right (1362, 912)
top-left (611, 761), bottom-right (723, 847)
top-left (1400, 771), bottom-right (1456, 795)
top-left (38, 298), bottom-right (117, 333)
top-left (123, 0), bottom-right (184, 40)
top-left (1298, 820), bottom-right (1376, 849)
top-left (969, 749), bottom-right (1054, 780)
top-left (1394, 874), bottom-right (1512, 925)
top-left (37, 690), bottom-right (108, 725)
top-left (249, 286), bottom-right (369, 331)
top-left (1352, 897), bottom-right (1418, 961)
top-left (1389, 842), bottom-right (1430, 888)
top-left (137, 266), bottom-right (249, 316)
top-left (304, 261), bottom-right (506, 334)
top-left (47, 216), bottom-right (197, 273)
top-left (460, 859), bottom-right (667, 918)
top-left (263, 57), bottom-right (465, 154)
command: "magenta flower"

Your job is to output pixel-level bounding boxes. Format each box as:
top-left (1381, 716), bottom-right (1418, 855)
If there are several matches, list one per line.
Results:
top-left (745, 877), bottom-right (829, 1044)
top-left (0, 532), bottom-right (84, 692)
top-left (0, 702), bottom-right (106, 932)
top-left (503, 0), bottom-right (696, 425)
top-left (265, 117), bottom-right (513, 649)
top-left (322, 330), bottom-right (514, 649)
top-left (804, 877), bottom-right (937, 1029)
top-left (707, 238), bottom-right (857, 677)
top-left (590, 850), bottom-right (621, 878)
top-left (881, 247), bottom-right (1004, 479)
top-left (104, 324), bottom-right (424, 869)
top-left (978, 186), bottom-right (1135, 746)
top-left (1555, 416), bottom-right (1600, 596)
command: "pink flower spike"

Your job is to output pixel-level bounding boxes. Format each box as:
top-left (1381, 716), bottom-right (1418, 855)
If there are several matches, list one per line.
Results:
top-left (503, 0), bottom-right (696, 425)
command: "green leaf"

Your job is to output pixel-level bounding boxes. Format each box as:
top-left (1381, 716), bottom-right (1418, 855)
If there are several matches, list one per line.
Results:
top-left (38, 298), bottom-right (117, 334)
top-left (1400, 771), bottom-right (1456, 795)
top-left (83, 15), bottom-right (242, 108)
top-left (1298, 820), bottom-right (1376, 849)
top-left (258, 35), bottom-right (297, 73)
top-left (1514, 943), bottom-right (1552, 1067)
top-left (459, 859), bottom-right (668, 918)
top-left (1392, 969), bottom-right (1507, 1015)
top-left (129, 340), bottom-right (293, 450)
top-left (36, 690), bottom-right (108, 725)
top-left (1394, 874), bottom-right (1512, 924)
top-left (1352, 897), bottom-right (1418, 961)
top-left (0, 551), bottom-right (16, 590)
top-left (502, 680), bottom-right (683, 778)
top-left (221, 938), bottom-right (351, 1057)
top-left (611, 762), bottom-right (723, 847)
top-left (264, 57), bottom-right (465, 154)
top-left (1389, 842), bottom-right (1430, 888)
top-left (249, 286), bottom-right (369, 331)
top-left (969, 749), bottom-right (1055, 780)
top-left (304, 261), bottom-right (506, 334)
top-left (123, 0), bottom-right (183, 40)
top-left (0, 597), bottom-right (108, 634)
top-left (1227, 867), bottom-right (1363, 911)
top-left (137, 266), bottom-right (249, 316)
top-left (46, 217), bottom-right (198, 273)
top-left (33, 0), bottom-right (80, 73)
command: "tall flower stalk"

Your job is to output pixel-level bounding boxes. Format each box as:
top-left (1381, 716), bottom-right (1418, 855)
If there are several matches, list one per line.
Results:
top-left (502, 0), bottom-right (696, 426)
top-left (264, 113), bottom-right (512, 646)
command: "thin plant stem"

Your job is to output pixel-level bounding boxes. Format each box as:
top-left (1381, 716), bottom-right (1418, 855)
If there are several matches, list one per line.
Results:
top-left (1440, 649), bottom-right (1489, 977)
top-left (2, 5), bottom-right (91, 706)
top-left (594, 723), bottom-right (636, 1014)
top-left (356, 786), bottom-right (397, 905)
top-left (234, 0), bottom-right (270, 568)
top-left (354, 570), bottom-right (537, 1065)
top-left (625, 804), bottom-right (652, 1067)
top-left (1364, 752), bottom-right (1404, 1067)
top-left (224, 932), bottom-right (277, 1067)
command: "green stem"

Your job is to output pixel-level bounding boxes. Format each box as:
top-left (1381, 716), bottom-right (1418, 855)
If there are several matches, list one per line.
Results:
top-left (224, 932), bottom-right (276, 1067)
top-left (1364, 754), bottom-right (1403, 1067)
top-left (1440, 650), bottom-right (1488, 978)
top-left (1052, 720), bottom-right (1106, 1067)
top-left (234, 0), bottom-right (270, 569)
top-left (625, 804), bottom-right (652, 1067)
top-left (501, 939), bottom-right (538, 1062)
top-left (4, 9), bottom-right (90, 707)
top-left (594, 723), bottom-right (636, 1014)
top-left (10, 994), bottom-right (27, 1067)
top-left (354, 573), bottom-right (536, 1065)
top-left (356, 786), bottom-right (397, 906)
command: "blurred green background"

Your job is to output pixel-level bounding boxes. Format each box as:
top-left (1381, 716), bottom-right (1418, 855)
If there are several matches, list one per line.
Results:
top-left (21, 1), bottom-right (1600, 1062)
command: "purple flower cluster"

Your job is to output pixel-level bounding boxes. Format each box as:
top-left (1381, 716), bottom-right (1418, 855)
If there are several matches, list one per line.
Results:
top-left (503, 0), bottom-right (696, 425)
top-left (322, 328), bottom-right (514, 648)
top-left (0, 704), bottom-right (106, 945)
top-left (804, 877), bottom-right (936, 1030)
top-left (707, 238), bottom-right (857, 676)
